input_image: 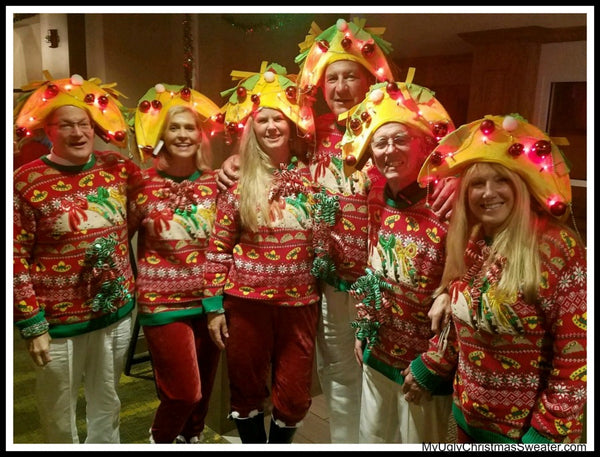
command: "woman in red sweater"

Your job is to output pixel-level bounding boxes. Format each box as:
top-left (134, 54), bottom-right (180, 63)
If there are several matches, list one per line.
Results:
top-left (405, 114), bottom-right (587, 443)
top-left (203, 62), bottom-right (326, 444)
top-left (130, 84), bottom-right (224, 444)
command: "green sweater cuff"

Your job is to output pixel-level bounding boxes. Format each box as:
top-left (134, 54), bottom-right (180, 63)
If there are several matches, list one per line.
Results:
top-left (410, 356), bottom-right (453, 395)
top-left (202, 295), bottom-right (224, 313)
top-left (15, 311), bottom-right (49, 339)
top-left (521, 427), bottom-right (552, 443)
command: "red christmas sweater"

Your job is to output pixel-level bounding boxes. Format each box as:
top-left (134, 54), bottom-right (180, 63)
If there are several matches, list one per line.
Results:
top-left (128, 168), bottom-right (219, 326)
top-left (13, 151), bottom-right (143, 339)
top-left (202, 161), bottom-right (322, 311)
top-left (309, 113), bottom-right (384, 289)
top-left (412, 221), bottom-right (587, 443)
top-left (351, 185), bottom-right (450, 390)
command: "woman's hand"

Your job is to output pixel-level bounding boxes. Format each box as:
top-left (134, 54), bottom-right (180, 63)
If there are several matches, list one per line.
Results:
top-left (429, 293), bottom-right (451, 335)
top-left (216, 154), bottom-right (240, 192)
top-left (207, 312), bottom-right (229, 350)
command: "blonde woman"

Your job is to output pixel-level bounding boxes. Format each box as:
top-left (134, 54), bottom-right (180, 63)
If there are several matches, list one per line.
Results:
top-left (405, 114), bottom-right (587, 444)
top-left (130, 86), bottom-right (223, 444)
top-left (203, 63), bottom-right (324, 444)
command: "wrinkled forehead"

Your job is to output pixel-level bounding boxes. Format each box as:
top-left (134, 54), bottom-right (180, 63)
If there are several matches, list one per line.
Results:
top-left (324, 59), bottom-right (370, 79)
top-left (47, 105), bottom-right (92, 124)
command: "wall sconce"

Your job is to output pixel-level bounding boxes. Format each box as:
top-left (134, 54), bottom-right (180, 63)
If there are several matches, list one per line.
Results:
top-left (45, 29), bottom-right (59, 48)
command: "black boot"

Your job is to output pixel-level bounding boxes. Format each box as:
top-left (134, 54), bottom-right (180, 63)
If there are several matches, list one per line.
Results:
top-left (233, 412), bottom-right (267, 443)
top-left (267, 418), bottom-right (297, 444)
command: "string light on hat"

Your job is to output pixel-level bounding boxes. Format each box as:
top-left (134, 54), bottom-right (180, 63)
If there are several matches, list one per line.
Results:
top-left (339, 71), bottom-right (455, 177)
top-left (418, 114), bottom-right (573, 219)
top-left (134, 82), bottom-right (224, 160)
top-left (295, 17), bottom-right (395, 124)
top-left (14, 72), bottom-right (129, 148)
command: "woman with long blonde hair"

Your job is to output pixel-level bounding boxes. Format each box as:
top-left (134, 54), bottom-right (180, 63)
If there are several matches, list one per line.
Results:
top-left (403, 114), bottom-right (587, 444)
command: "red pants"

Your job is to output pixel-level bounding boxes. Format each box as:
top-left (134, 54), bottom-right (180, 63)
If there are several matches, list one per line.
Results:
top-left (224, 296), bottom-right (319, 426)
top-left (143, 315), bottom-right (221, 443)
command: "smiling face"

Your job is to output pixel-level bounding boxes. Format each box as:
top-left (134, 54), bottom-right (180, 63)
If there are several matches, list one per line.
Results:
top-left (322, 60), bottom-right (372, 116)
top-left (466, 163), bottom-right (516, 237)
top-left (252, 108), bottom-right (292, 165)
top-left (370, 122), bottom-right (429, 196)
top-left (44, 105), bottom-right (95, 165)
top-left (163, 108), bottom-right (202, 160)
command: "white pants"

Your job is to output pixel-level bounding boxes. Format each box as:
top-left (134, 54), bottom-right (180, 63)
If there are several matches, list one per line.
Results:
top-left (359, 364), bottom-right (453, 443)
top-left (316, 283), bottom-right (362, 443)
top-left (35, 315), bottom-right (132, 443)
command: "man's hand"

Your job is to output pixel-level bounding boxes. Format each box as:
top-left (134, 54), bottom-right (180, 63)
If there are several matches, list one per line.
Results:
top-left (354, 337), bottom-right (365, 367)
top-left (430, 177), bottom-right (458, 221)
top-left (27, 332), bottom-right (52, 367)
top-left (401, 366), bottom-right (432, 405)
top-left (207, 312), bottom-right (229, 350)
top-left (216, 154), bottom-right (240, 192)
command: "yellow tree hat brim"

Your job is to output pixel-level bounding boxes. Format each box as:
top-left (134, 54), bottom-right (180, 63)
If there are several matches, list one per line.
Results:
top-left (339, 70), bottom-right (455, 177)
top-left (417, 114), bottom-right (572, 219)
top-left (221, 61), bottom-right (314, 137)
top-left (133, 83), bottom-right (223, 160)
top-left (14, 72), bottom-right (129, 148)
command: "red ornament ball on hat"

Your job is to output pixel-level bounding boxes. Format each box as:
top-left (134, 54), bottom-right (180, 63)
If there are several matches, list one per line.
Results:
top-left (285, 86), bottom-right (297, 100)
top-left (430, 151), bottom-right (444, 166)
top-left (550, 201), bottom-right (567, 217)
top-left (532, 140), bottom-right (551, 157)
top-left (349, 118), bottom-right (362, 133)
top-left (139, 100), bottom-right (151, 113)
top-left (345, 155), bottom-right (357, 166)
top-left (15, 126), bottom-right (27, 139)
top-left (214, 113), bottom-right (224, 123)
top-left (317, 40), bottom-right (329, 52)
top-left (251, 94), bottom-right (260, 104)
top-left (181, 87), bottom-right (191, 101)
top-left (480, 119), bottom-right (495, 135)
top-left (432, 122), bottom-right (448, 138)
top-left (508, 143), bottom-right (524, 156)
top-left (341, 37), bottom-right (352, 49)
top-left (44, 84), bottom-right (59, 98)
top-left (151, 99), bottom-right (162, 110)
top-left (226, 122), bottom-right (237, 133)
top-left (114, 130), bottom-right (126, 142)
top-left (237, 87), bottom-right (247, 100)
top-left (98, 95), bottom-right (109, 108)
top-left (361, 43), bottom-right (375, 57)
top-left (386, 82), bottom-right (399, 96)
top-left (360, 111), bottom-right (371, 123)
top-left (84, 93), bottom-right (95, 104)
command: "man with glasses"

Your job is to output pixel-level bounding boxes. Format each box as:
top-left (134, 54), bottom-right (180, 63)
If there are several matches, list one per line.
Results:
top-left (13, 74), bottom-right (142, 443)
top-left (338, 79), bottom-right (455, 443)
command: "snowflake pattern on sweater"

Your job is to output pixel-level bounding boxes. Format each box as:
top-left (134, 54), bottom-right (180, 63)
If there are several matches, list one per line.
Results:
top-left (308, 113), bottom-right (380, 287)
top-left (128, 168), bottom-right (219, 325)
top-left (351, 186), bottom-right (448, 384)
top-left (415, 222), bottom-right (587, 443)
top-left (13, 151), bottom-right (143, 338)
top-left (202, 161), bottom-right (322, 309)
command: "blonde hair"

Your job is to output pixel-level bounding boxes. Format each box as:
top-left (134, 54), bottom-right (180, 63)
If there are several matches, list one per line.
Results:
top-left (238, 117), bottom-right (276, 232)
top-left (440, 163), bottom-right (541, 302)
top-left (156, 105), bottom-right (213, 172)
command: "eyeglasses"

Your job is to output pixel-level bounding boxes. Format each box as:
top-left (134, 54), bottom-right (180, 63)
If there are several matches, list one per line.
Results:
top-left (48, 121), bottom-right (94, 133)
top-left (370, 134), bottom-right (410, 152)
